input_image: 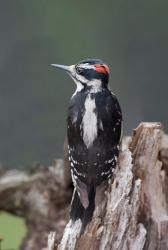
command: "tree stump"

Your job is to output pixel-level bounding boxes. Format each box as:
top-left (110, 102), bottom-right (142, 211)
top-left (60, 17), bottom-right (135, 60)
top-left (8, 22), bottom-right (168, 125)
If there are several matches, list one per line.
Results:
top-left (56, 122), bottom-right (168, 250)
top-left (0, 122), bottom-right (168, 250)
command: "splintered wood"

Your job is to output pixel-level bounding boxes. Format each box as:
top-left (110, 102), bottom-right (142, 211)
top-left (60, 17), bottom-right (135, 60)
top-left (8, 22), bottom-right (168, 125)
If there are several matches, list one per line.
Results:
top-left (56, 123), bottom-right (168, 250)
top-left (0, 123), bottom-right (168, 250)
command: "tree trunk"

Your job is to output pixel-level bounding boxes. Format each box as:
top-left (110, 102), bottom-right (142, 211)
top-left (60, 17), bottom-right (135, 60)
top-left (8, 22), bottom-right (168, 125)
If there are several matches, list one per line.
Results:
top-left (0, 159), bottom-right (72, 250)
top-left (57, 122), bottom-right (168, 250)
top-left (0, 122), bottom-right (168, 250)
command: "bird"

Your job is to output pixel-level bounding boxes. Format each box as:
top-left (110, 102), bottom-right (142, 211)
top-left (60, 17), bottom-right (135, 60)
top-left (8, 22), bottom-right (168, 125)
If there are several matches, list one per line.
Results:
top-left (51, 59), bottom-right (122, 232)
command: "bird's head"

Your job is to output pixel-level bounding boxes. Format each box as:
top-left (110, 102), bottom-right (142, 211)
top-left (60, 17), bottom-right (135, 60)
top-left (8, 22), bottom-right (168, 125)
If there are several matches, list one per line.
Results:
top-left (51, 59), bottom-right (110, 92)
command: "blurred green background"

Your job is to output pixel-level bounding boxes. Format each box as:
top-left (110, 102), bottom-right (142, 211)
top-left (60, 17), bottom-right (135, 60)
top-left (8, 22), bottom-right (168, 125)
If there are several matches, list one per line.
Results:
top-left (0, 0), bottom-right (167, 168)
top-left (0, 1), bottom-right (168, 249)
top-left (0, 212), bottom-right (26, 250)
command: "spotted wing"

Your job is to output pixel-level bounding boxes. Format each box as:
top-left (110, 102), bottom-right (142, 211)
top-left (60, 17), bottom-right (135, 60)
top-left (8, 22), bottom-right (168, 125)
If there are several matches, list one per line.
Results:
top-left (93, 91), bottom-right (123, 184)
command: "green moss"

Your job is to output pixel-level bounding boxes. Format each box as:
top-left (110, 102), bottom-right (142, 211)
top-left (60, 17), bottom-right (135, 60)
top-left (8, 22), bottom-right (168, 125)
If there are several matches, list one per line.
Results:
top-left (0, 212), bottom-right (27, 250)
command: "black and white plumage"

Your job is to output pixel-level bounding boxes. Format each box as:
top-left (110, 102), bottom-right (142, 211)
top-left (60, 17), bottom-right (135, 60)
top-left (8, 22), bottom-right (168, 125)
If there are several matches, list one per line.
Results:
top-left (51, 59), bottom-right (122, 231)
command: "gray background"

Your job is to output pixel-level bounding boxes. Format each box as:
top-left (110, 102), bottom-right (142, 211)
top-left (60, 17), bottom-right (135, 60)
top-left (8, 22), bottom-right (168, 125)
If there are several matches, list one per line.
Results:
top-left (0, 0), bottom-right (167, 167)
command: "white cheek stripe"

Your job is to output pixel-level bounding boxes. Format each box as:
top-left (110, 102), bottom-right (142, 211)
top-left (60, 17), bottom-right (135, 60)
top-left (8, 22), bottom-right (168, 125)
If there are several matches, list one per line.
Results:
top-left (71, 77), bottom-right (84, 97)
top-left (82, 94), bottom-right (97, 148)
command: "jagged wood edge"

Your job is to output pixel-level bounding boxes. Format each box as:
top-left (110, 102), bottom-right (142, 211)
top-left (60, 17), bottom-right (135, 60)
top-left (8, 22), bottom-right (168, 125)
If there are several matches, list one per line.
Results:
top-left (56, 122), bottom-right (168, 250)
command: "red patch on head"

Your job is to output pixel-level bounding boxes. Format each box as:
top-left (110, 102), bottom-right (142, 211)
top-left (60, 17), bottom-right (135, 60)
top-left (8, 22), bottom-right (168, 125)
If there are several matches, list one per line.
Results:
top-left (95, 64), bottom-right (109, 74)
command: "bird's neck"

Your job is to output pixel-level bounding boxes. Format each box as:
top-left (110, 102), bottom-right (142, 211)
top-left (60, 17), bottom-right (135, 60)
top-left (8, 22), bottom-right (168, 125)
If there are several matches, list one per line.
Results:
top-left (72, 79), bottom-right (108, 98)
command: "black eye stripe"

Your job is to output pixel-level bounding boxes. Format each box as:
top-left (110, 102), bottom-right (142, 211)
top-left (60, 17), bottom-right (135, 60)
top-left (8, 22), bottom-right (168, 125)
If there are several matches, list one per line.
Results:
top-left (75, 66), bottom-right (84, 74)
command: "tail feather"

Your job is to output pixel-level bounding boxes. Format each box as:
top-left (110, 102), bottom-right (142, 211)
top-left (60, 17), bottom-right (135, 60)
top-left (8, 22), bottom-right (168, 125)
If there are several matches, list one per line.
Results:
top-left (70, 186), bottom-right (95, 233)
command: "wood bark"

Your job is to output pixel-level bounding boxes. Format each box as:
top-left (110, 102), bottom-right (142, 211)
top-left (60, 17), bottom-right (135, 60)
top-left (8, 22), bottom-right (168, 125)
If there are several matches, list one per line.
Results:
top-left (57, 122), bottom-right (168, 250)
top-left (0, 122), bottom-right (168, 250)
top-left (0, 159), bottom-right (72, 250)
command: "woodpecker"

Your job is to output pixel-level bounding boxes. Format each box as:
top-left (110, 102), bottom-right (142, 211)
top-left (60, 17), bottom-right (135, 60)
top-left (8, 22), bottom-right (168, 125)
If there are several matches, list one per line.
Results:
top-left (51, 59), bottom-right (122, 231)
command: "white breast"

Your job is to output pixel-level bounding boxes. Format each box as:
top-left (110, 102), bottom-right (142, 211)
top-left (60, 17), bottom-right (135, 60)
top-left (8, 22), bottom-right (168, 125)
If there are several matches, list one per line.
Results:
top-left (82, 94), bottom-right (98, 148)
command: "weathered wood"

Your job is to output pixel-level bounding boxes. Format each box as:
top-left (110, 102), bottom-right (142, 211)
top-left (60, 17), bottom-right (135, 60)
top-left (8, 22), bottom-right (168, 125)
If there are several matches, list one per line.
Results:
top-left (0, 160), bottom-right (72, 250)
top-left (57, 122), bottom-right (168, 250)
top-left (0, 122), bottom-right (168, 250)
top-left (131, 123), bottom-right (168, 250)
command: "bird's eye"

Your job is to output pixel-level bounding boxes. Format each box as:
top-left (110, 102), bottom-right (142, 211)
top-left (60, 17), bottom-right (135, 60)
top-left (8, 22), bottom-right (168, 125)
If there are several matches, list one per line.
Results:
top-left (76, 67), bottom-right (83, 74)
